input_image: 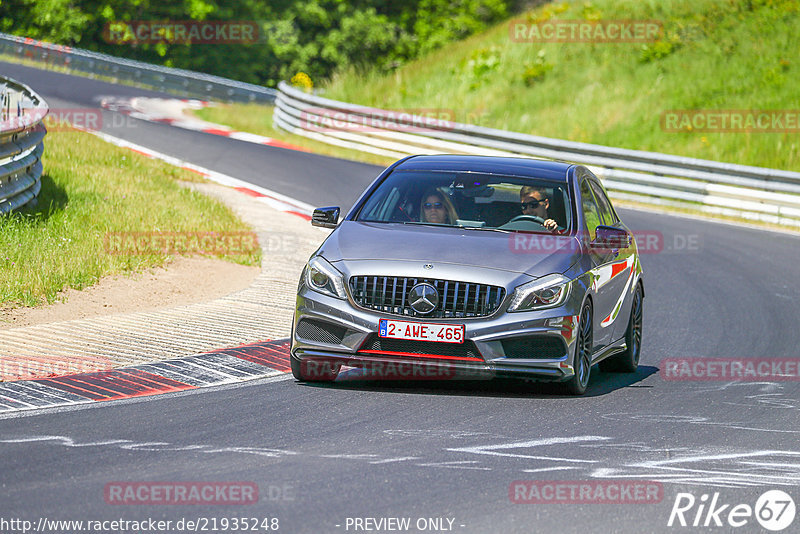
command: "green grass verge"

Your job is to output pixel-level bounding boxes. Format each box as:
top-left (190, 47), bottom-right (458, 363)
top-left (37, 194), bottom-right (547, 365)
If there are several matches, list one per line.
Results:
top-left (0, 129), bottom-right (261, 308)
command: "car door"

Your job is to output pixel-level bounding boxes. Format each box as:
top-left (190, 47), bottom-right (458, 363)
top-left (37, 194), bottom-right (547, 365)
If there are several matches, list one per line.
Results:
top-left (587, 176), bottom-right (637, 343)
top-left (578, 174), bottom-right (622, 350)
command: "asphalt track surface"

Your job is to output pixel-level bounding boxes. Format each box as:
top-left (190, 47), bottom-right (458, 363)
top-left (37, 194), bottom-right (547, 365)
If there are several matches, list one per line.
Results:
top-left (3, 61), bottom-right (800, 534)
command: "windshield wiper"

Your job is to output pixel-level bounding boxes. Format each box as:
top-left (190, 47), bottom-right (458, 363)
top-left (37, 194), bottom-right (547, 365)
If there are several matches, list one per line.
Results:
top-left (369, 221), bottom-right (512, 233)
top-left (457, 226), bottom-right (510, 233)
top-left (399, 221), bottom-right (445, 227)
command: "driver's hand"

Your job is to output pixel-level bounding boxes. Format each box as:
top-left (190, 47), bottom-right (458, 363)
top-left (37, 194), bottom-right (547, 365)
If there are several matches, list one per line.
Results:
top-left (543, 218), bottom-right (558, 231)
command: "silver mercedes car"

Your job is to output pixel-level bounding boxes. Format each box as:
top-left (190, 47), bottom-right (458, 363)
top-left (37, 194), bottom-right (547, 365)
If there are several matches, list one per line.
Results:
top-left (291, 155), bottom-right (643, 394)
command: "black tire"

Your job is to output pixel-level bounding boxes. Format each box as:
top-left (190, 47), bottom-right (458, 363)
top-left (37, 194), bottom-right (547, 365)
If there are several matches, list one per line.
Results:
top-left (563, 301), bottom-right (593, 395)
top-left (291, 356), bottom-right (340, 382)
top-left (600, 284), bottom-right (643, 373)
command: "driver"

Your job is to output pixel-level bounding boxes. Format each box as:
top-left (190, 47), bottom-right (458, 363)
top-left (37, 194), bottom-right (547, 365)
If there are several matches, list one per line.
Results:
top-left (520, 186), bottom-right (559, 232)
top-left (420, 189), bottom-right (458, 225)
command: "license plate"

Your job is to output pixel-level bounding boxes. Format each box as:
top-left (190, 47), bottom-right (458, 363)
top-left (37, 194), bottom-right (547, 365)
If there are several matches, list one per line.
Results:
top-left (379, 319), bottom-right (464, 344)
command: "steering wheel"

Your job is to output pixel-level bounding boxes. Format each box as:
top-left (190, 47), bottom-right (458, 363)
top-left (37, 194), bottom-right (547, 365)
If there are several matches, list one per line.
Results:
top-left (507, 214), bottom-right (545, 225)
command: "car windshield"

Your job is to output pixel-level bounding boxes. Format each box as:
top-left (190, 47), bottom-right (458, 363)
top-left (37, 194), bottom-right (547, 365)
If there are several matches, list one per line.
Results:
top-left (355, 170), bottom-right (572, 233)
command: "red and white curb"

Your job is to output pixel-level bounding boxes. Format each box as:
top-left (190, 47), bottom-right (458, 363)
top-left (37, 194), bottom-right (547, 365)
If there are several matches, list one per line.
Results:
top-left (99, 96), bottom-right (309, 153)
top-left (81, 127), bottom-right (315, 221)
top-left (0, 340), bottom-right (292, 414)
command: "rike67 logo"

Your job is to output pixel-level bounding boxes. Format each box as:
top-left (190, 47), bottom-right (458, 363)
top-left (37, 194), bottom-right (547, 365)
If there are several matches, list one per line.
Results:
top-left (668, 490), bottom-right (796, 531)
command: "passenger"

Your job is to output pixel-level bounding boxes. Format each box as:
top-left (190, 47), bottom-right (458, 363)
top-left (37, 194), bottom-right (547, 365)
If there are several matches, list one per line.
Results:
top-left (520, 186), bottom-right (559, 232)
top-left (420, 189), bottom-right (458, 225)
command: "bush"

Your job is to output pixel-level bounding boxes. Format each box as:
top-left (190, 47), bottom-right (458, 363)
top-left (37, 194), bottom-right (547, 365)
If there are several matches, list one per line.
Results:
top-left (639, 32), bottom-right (683, 63)
top-left (463, 47), bottom-right (502, 90)
top-left (522, 49), bottom-right (553, 85)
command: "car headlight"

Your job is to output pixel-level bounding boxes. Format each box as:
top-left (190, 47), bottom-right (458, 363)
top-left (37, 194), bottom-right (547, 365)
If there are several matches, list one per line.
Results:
top-left (304, 256), bottom-right (347, 299)
top-left (507, 274), bottom-right (571, 312)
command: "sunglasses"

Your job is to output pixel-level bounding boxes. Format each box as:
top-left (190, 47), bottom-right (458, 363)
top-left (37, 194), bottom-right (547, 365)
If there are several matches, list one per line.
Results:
top-left (424, 202), bottom-right (444, 209)
top-left (521, 199), bottom-right (545, 210)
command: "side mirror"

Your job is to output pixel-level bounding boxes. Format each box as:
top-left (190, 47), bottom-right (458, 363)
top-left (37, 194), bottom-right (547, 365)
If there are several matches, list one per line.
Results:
top-left (312, 206), bottom-right (340, 228)
top-left (591, 226), bottom-right (631, 251)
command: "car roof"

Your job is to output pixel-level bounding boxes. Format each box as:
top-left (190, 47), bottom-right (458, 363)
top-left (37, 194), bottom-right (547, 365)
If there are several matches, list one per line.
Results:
top-left (394, 155), bottom-right (574, 182)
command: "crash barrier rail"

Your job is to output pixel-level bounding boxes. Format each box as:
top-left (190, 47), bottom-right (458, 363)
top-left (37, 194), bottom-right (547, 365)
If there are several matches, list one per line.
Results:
top-left (274, 81), bottom-right (800, 227)
top-left (0, 76), bottom-right (47, 214)
top-left (0, 32), bottom-right (276, 104)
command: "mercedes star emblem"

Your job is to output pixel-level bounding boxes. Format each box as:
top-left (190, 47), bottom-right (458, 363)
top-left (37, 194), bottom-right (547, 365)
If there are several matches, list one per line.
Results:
top-left (408, 283), bottom-right (439, 315)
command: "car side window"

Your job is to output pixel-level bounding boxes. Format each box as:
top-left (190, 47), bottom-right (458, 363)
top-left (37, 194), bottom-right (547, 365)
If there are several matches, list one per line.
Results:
top-left (580, 179), bottom-right (602, 241)
top-left (361, 186), bottom-right (401, 221)
top-left (589, 180), bottom-right (618, 225)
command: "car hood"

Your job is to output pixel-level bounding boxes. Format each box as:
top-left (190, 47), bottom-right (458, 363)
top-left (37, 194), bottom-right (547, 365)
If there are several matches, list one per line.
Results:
top-left (319, 222), bottom-right (580, 276)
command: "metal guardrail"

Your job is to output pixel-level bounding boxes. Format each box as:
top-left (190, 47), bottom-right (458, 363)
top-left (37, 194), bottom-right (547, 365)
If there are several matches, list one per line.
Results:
top-left (0, 32), bottom-right (276, 104)
top-left (0, 76), bottom-right (46, 214)
top-left (275, 81), bottom-right (800, 227)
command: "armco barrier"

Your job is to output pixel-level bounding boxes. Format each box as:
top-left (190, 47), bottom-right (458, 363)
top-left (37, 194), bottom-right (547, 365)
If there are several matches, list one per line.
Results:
top-left (0, 32), bottom-right (276, 104)
top-left (274, 81), bottom-right (800, 227)
top-left (0, 76), bottom-right (46, 213)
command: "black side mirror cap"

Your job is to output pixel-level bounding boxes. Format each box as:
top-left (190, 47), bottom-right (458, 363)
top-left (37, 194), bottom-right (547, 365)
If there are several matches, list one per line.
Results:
top-left (312, 207), bottom-right (340, 228)
top-left (590, 225), bottom-right (631, 251)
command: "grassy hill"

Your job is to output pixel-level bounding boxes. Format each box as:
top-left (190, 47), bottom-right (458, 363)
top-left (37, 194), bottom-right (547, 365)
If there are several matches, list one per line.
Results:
top-left (319, 0), bottom-right (800, 171)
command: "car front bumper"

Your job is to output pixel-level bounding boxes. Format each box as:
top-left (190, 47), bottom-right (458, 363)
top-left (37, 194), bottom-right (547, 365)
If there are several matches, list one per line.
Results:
top-left (291, 286), bottom-right (581, 382)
